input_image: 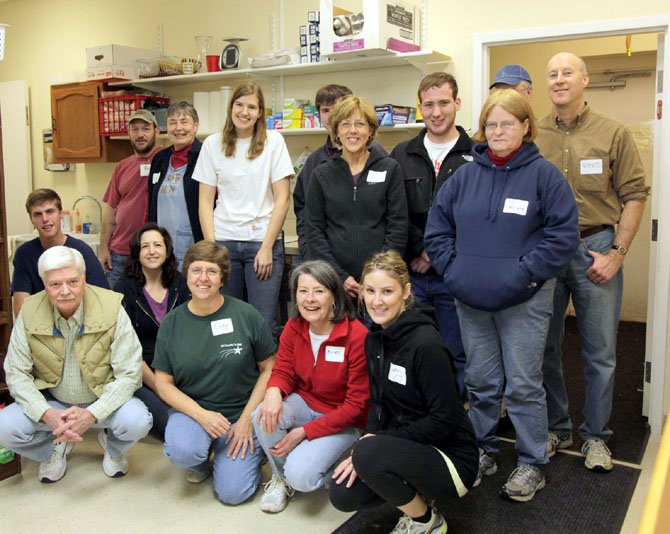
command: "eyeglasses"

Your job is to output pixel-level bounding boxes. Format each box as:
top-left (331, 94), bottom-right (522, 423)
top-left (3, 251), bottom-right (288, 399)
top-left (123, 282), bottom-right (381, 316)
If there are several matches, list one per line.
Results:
top-left (188, 267), bottom-right (221, 278)
top-left (46, 278), bottom-right (81, 291)
top-left (338, 120), bottom-right (368, 131)
top-left (484, 121), bottom-right (519, 131)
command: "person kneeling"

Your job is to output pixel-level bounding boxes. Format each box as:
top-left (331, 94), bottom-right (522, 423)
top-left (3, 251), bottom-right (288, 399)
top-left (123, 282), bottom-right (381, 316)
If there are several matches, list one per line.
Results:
top-left (253, 261), bottom-right (369, 512)
top-left (0, 246), bottom-right (152, 483)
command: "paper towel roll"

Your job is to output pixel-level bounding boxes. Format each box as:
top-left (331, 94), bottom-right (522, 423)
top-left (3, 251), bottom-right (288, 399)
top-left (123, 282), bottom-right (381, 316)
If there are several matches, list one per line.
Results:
top-left (210, 90), bottom-right (223, 133)
top-left (193, 92), bottom-right (210, 134)
top-left (220, 86), bottom-right (233, 127)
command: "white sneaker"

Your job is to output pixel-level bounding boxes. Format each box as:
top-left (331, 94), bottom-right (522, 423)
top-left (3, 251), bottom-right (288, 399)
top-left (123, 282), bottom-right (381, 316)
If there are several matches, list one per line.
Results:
top-left (260, 476), bottom-right (294, 513)
top-left (98, 430), bottom-right (129, 478)
top-left (186, 466), bottom-right (211, 484)
top-left (38, 441), bottom-right (75, 483)
top-left (390, 507), bottom-right (448, 534)
top-left (581, 438), bottom-right (613, 472)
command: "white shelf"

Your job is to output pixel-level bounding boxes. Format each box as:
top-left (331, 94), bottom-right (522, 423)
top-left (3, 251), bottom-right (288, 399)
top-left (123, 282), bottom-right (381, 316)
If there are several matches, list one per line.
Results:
top-left (109, 123), bottom-right (425, 141)
top-left (108, 51), bottom-right (451, 89)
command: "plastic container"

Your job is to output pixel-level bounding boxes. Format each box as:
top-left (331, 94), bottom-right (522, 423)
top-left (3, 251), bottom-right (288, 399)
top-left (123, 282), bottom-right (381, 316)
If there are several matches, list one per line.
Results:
top-left (98, 95), bottom-right (170, 135)
top-left (61, 210), bottom-right (72, 233)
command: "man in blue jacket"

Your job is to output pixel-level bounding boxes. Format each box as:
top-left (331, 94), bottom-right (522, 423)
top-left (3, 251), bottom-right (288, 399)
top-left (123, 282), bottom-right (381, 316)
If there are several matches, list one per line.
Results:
top-left (391, 73), bottom-right (473, 398)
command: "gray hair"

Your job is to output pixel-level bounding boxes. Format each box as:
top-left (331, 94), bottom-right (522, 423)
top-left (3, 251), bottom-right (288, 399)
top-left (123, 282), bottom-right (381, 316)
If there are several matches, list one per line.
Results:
top-left (289, 260), bottom-right (355, 323)
top-left (38, 246), bottom-right (86, 281)
top-left (167, 101), bottom-right (199, 123)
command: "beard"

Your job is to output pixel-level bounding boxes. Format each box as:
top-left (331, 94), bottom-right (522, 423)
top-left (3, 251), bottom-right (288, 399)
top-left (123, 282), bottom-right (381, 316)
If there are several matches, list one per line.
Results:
top-left (131, 137), bottom-right (156, 155)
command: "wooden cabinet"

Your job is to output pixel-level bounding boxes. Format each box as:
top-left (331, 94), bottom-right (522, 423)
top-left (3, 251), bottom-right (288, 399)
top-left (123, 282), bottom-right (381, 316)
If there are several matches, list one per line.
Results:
top-left (50, 81), bottom-right (133, 163)
top-left (0, 109), bottom-right (21, 480)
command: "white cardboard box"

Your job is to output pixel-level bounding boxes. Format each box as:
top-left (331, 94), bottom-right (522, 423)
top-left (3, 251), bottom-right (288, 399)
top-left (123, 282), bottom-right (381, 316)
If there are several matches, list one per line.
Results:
top-left (86, 44), bottom-right (158, 68)
top-left (86, 64), bottom-right (138, 81)
top-left (319, 0), bottom-right (420, 58)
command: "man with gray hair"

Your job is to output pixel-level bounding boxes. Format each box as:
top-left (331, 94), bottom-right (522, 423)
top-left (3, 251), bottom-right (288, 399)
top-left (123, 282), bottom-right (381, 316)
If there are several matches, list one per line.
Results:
top-left (490, 64), bottom-right (533, 100)
top-left (0, 246), bottom-right (151, 483)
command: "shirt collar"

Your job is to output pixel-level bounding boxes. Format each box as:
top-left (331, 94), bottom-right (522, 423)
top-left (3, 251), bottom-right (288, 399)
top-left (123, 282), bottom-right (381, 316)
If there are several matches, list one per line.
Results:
top-left (552, 102), bottom-right (591, 129)
top-left (53, 301), bottom-right (84, 334)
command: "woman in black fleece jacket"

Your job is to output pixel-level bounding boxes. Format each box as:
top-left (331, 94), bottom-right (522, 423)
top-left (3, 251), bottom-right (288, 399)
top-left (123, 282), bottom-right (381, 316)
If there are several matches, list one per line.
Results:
top-left (329, 251), bottom-right (477, 534)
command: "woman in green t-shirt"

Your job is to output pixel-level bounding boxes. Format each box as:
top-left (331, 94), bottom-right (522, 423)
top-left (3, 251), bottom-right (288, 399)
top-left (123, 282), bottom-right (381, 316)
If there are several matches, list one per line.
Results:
top-left (153, 241), bottom-right (276, 505)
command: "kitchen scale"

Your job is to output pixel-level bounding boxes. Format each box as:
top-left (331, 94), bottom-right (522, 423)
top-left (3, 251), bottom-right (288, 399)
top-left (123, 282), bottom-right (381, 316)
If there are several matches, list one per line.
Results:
top-left (221, 37), bottom-right (248, 70)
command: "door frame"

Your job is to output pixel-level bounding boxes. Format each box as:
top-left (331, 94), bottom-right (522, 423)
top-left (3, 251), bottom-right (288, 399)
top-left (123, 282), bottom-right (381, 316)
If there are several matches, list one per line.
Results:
top-left (472, 15), bottom-right (670, 434)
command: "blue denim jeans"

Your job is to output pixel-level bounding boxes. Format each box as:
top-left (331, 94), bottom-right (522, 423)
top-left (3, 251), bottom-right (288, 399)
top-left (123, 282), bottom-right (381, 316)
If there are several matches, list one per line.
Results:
top-left (105, 251), bottom-right (128, 289)
top-left (411, 271), bottom-right (466, 398)
top-left (252, 393), bottom-right (361, 492)
top-left (543, 227), bottom-right (622, 442)
top-left (0, 396), bottom-right (152, 462)
top-left (457, 279), bottom-right (556, 466)
top-left (163, 410), bottom-right (264, 505)
top-left (219, 239), bottom-right (284, 332)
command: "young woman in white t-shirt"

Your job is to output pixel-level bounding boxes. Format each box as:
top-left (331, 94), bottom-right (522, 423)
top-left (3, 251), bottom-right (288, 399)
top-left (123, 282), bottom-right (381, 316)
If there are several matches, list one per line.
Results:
top-left (194, 81), bottom-right (294, 333)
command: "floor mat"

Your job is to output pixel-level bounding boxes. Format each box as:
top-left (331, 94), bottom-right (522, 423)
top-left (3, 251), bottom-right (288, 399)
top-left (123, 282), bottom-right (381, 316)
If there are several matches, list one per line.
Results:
top-left (334, 441), bottom-right (641, 534)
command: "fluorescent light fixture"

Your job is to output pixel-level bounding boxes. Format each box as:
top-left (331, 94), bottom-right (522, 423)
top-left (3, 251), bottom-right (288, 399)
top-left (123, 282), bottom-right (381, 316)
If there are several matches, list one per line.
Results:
top-left (586, 80), bottom-right (627, 89)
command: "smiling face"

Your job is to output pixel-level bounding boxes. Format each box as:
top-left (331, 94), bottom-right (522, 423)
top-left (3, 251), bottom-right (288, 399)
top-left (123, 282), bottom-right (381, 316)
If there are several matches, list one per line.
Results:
top-left (139, 230), bottom-right (167, 273)
top-left (484, 105), bottom-right (528, 158)
top-left (128, 119), bottom-right (158, 156)
top-left (232, 93), bottom-right (261, 139)
top-left (44, 266), bottom-right (85, 319)
top-left (546, 53), bottom-right (589, 110)
top-left (167, 112), bottom-right (198, 151)
top-left (362, 269), bottom-right (411, 329)
top-left (30, 201), bottom-right (63, 241)
top-left (295, 274), bottom-right (335, 333)
top-left (337, 109), bottom-right (371, 156)
top-left (419, 83), bottom-right (461, 143)
top-left (186, 260), bottom-right (223, 302)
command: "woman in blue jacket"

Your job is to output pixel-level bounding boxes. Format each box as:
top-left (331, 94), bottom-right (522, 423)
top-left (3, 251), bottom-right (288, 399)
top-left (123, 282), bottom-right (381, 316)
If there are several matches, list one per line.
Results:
top-left (424, 89), bottom-right (579, 503)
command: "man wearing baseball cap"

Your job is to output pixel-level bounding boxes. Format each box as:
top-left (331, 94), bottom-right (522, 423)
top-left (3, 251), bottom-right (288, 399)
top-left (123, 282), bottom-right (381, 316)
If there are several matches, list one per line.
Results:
top-left (99, 109), bottom-right (161, 287)
top-left (490, 64), bottom-right (533, 100)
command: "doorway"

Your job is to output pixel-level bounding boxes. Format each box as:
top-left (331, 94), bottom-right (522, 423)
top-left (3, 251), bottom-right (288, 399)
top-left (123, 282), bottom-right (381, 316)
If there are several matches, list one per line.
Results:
top-left (472, 15), bottom-right (670, 434)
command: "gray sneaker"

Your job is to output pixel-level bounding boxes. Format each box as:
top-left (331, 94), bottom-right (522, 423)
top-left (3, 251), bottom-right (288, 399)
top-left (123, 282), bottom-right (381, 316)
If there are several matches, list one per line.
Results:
top-left (547, 432), bottom-right (573, 458)
top-left (500, 464), bottom-right (546, 502)
top-left (389, 507), bottom-right (447, 534)
top-left (473, 448), bottom-right (497, 488)
top-left (581, 438), bottom-right (613, 472)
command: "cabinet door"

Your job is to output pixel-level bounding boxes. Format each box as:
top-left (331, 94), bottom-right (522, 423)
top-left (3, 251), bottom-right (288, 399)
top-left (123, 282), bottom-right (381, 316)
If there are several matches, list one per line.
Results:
top-left (51, 84), bottom-right (101, 160)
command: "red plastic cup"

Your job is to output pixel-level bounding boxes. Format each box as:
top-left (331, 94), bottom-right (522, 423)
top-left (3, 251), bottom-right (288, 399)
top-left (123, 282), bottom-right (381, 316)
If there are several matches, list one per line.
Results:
top-left (206, 55), bottom-right (220, 72)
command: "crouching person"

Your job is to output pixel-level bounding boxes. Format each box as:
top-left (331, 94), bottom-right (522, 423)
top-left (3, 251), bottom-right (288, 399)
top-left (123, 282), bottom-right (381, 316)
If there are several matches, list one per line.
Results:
top-left (0, 246), bottom-right (151, 483)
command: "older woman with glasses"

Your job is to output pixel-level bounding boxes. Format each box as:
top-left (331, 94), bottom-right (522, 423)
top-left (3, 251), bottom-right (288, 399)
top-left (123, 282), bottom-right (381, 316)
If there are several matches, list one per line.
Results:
top-left (153, 241), bottom-right (276, 505)
top-left (305, 95), bottom-right (408, 299)
top-left (425, 89), bottom-right (579, 502)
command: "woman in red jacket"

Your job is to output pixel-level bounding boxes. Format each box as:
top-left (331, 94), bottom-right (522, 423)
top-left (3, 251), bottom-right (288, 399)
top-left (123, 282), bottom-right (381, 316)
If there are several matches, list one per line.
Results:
top-left (252, 260), bottom-right (369, 513)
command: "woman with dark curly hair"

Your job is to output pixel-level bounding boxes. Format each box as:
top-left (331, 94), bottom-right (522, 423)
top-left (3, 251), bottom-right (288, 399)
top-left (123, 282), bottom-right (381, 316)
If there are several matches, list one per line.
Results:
top-left (113, 223), bottom-right (190, 440)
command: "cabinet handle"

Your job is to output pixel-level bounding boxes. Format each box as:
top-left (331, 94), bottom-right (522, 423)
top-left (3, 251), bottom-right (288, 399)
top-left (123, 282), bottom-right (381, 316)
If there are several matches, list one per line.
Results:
top-left (52, 118), bottom-right (56, 132)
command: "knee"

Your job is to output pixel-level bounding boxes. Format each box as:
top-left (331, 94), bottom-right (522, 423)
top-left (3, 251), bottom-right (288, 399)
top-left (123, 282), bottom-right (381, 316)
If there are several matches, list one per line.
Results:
top-left (0, 404), bottom-right (30, 446)
top-left (213, 477), bottom-right (259, 506)
top-left (284, 461), bottom-right (322, 493)
top-left (329, 481), bottom-right (360, 512)
top-left (351, 437), bottom-right (381, 477)
top-left (164, 437), bottom-right (208, 468)
top-left (110, 400), bottom-right (153, 442)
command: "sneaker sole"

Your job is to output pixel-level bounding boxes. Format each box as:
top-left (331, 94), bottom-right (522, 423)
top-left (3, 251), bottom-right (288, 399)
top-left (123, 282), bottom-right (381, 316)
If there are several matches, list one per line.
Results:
top-left (585, 462), bottom-right (613, 473)
top-left (547, 437), bottom-right (574, 458)
top-left (500, 477), bottom-right (546, 503)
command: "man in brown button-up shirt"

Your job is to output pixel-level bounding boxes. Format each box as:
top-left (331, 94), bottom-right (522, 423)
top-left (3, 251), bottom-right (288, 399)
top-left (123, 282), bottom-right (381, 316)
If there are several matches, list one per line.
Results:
top-left (535, 52), bottom-right (649, 473)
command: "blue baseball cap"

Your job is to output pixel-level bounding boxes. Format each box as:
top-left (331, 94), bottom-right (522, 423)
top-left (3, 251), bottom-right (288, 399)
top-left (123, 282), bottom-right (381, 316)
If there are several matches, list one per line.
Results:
top-left (490, 65), bottom-right (532, 89)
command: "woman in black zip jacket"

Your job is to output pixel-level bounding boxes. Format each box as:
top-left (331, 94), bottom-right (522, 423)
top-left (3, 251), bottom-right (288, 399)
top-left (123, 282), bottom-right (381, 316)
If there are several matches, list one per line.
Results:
top-left (305, 96), bottom-right (408, 301)
top-left (113, 223), bottom-right (190, 440)
top-left (329, 251), bottom-right (477, 534)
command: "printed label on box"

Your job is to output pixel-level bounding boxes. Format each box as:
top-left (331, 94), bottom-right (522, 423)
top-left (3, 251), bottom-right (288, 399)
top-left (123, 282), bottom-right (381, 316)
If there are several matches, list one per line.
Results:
top-left (334, 39), bottom-right (365, 52)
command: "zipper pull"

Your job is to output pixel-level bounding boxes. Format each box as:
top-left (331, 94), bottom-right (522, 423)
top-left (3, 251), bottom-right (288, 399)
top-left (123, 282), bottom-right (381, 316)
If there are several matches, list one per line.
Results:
top-left (353, 186), bottom-right (357, 201)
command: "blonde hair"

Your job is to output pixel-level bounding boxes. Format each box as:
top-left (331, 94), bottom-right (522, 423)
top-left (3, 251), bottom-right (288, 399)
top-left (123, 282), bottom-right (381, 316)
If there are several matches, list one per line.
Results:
top-left (222, 81), bottom-right (267, 159)
top-left (472, 88), bottom-right (536, 144)
top-left (359, 250), bottom-right (414, 309)
top-left (329, 95), bottom-right (379, 147)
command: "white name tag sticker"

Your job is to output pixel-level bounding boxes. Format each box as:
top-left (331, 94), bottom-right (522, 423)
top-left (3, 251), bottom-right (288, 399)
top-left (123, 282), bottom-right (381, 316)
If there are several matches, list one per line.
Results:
top-left (249, 221), bottom-right (268, 240)
top-left (580, 159), bottom-right (603, 175)
top-left (502, 198), bottom-right (529, 216)
top-left (325, 346), bottom-right (345, 362)
top-left (140, 164), bottom-right (151, 177)
top-left (367, 170), bottom-right (387, 183)
top-left (152, 172), bottom-right (161, 184)
top-left (211, 318), bottom-right (233, 336)
top-left (388, 363), bottom-right (406, 386)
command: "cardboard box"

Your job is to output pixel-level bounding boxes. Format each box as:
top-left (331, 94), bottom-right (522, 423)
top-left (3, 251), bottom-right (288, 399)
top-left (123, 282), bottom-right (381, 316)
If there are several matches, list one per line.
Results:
top-left (86, 64), bottom-right (138, 81)
top-left (320, 0), bottom-right (421, 58)
top-left (375, 104), bottom-right (415, 126)
top-left (86, 44), bottom-right (159, 68)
